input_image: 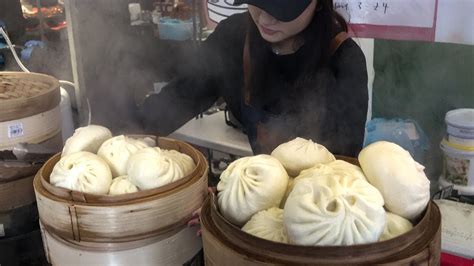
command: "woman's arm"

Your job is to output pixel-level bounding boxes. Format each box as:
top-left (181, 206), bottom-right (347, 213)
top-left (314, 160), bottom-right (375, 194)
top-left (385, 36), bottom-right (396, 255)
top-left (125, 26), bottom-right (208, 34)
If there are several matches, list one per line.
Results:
top-left (139, 15), bottom-right (247, 136)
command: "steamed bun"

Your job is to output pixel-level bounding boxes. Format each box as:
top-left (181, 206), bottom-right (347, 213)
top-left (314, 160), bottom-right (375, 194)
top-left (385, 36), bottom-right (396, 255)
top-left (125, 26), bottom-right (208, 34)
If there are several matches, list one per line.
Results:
top-left (271, 138), bottom-right (336, 176)
top-left (358, 141), bottom-right (430, 221)
top-left (242, 207), bottom-right (288, 243)
top-left (284, 174), bottom-right (385, 246)
top-left (280, 160), bottom-right (366, 208)
top-left (62, 125), bottom-right (112, 157)
top-left (217, 155), bottom-right (289, 226)
top-left (109, 176), bottom-right (139, 195)
top-left (279, 177), bottom-right (295, 208)
top-left (50, 151), bottom-right (112, 194)
top-left (127, 147), bottom-right (186, 190)
top-left (380, 212), bottom-right (413, 241)
top-left (161, 149), bottom-right (195, 176)
top-left (97, 135), bottom-right (150, 177)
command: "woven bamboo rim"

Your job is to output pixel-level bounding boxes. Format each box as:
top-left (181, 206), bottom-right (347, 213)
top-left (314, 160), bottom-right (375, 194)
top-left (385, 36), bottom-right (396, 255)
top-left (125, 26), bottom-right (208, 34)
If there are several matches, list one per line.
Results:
top-left (40, 223), bottom-right (202, 265)
top-left (0, 72), bottom-right (60, 122)
top-left (38, 136), bottom-right (205, 204)
top-left (200, 156), bottom-right (441, 265)
top-left (0, 106), bottom-right (61, 150)
top-left (34, 137), bottom-right (208, 243)
top-left (0, 175), bottom-right (36, 210)
top-left (40, 221), bottom-right (188, 252)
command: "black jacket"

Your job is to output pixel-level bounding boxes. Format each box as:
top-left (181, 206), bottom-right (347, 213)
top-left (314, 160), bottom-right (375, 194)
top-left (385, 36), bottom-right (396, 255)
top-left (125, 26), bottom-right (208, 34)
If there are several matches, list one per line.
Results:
top-left (141, 13), bottom-right (368, 157)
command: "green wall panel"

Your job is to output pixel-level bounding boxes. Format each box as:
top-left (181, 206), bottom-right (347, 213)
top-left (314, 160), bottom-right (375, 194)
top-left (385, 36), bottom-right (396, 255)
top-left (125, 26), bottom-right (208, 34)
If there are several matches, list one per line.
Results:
top-left (372, 40), bottom-right (473, 185)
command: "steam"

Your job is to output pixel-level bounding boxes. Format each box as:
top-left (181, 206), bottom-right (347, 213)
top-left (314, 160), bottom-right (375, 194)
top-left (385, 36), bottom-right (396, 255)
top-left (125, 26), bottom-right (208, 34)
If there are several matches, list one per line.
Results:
top-left (64, 1), bottom-right (202, 134)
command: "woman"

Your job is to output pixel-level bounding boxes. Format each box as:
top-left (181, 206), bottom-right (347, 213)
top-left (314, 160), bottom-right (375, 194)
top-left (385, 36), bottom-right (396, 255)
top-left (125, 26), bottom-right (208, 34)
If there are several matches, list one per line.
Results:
top-left (139, 0), bottom-right (368, 157)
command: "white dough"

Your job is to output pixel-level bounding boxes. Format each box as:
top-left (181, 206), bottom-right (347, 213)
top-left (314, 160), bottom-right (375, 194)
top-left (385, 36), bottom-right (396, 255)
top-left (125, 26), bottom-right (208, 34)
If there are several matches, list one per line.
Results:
top-left (108, 176), bottom-right (139, 195)
top-left (380, 212), bottom-right (413, 241)
top-left (217, 155), bottom-right (289, 226)
top-left (127, 147), bottom-right (186, 190)
top-left (161, 149), bottom-right (196, 177)
top-left (50, 151), bottom-right (112, 195)
top-left (271, 137), bottom-right (336, 176)
top-left (284, 174), bottom-right (385, 246)
top-left (97, 135), bottom-right (150, 177)
top-left (279, 177), bottom-right (295, 208)
top-left (358, 141), bottom-right (430, 221)
top-left (62, 125), bottom-right (112, 157)
top-left (280, 160), bottom-right (366, 208)
top-left (242, 207), bottom-right (288, 243)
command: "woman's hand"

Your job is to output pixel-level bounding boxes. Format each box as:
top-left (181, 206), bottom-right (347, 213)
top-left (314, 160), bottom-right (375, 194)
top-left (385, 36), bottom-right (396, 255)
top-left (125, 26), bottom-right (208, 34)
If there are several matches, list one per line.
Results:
top-left (188, 187), bottom-right (217, 236)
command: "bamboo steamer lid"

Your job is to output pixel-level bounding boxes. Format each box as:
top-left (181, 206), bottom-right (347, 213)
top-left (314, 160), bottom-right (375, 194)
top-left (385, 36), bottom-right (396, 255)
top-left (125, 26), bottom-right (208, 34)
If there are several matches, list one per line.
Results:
top-left (201, 156), bottom-right (441, 265)
top-left (34, 136), bottom-right (209, 243)
top-left (0, 72), bottom-right (61, 150)
top-left (0, 72), bottom-right (60, 121)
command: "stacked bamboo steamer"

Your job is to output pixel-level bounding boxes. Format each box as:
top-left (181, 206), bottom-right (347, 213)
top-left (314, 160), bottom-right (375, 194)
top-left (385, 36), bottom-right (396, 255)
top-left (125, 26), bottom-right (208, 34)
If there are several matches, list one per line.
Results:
top-left (34, 136), bottom-right (208, 265)
top-left (201, 156), bottom-right (442, 266)
top-left (0, 72), bottom-right (62, 265)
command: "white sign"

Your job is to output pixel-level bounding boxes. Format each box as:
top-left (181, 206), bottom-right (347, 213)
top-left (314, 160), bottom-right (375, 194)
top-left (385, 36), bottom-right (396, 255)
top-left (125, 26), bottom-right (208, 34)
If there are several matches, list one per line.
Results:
top-left (435, 0), bottom-right (474, 44)
top-left (334, 0), bottom-right (436, 28)
top-left (207, 0), bottom-right (247, 25)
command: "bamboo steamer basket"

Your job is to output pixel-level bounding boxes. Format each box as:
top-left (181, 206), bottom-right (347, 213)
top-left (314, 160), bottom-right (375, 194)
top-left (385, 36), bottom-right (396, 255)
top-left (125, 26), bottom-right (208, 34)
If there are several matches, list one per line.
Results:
top-left (0, 72), bottom-right (61, 260)
top-left (201, 157), bottom-right (441, 266)
top-left (40, 222), bottom-right (202, 265)
top-left (0, 72), bottom-right (61, 150)
top-left (34, 136), bottom-right (208, 244)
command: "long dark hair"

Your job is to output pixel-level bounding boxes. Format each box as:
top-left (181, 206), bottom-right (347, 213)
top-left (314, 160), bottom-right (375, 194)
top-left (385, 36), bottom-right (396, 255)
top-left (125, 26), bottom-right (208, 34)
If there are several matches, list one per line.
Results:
top-left (247, 0), bottom-right (347, 108)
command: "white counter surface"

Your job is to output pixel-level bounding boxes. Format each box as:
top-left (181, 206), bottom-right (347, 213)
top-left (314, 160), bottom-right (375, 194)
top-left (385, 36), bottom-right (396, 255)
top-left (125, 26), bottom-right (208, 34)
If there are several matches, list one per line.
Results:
top-left (170, 111), bottom-right (253, 157)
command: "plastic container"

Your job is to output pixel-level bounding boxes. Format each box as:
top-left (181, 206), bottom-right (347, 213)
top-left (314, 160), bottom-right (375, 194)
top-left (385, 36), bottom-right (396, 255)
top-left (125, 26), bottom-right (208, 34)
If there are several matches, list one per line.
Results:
top-left (447, 135), bottom-right (474, 148)
top-left (364, 118), bottom-right (429, 164)
top-left (445, 108), bottom-right (474, 139)
top-left (439, 139), bottom-right (474, 195)
top-left (158, 18), bottom-right (194, 41)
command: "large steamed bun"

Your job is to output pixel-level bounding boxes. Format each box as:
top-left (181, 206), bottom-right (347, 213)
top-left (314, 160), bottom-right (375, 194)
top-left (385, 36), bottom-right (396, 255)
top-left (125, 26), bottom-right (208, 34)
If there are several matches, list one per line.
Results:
top-left (284, 174), bottom-right (385, 246)
top-left (358, 141), bottom-right (430, 221)
top-left (161, 149), bottom-right (195, 176)
top-left (108, 176), bottom-right (139, 195)
top-left (127, 147), bottom-right (186, 190)
top-left (62, 125), bottom-right (112, 157)
top-left (380, 212), bottom-right (413, 241)
top-left (242, 207), bottom-right (288, 243)
top-left (50, 151), bottom-right (112, 194)
top-left (217, 155), bottom-right (289, 226)
top-left (271, 137), bottom-right (336, 176)
top-left (97, 135), bottom-right (150, 177)
top-left (280, 160), bottom-right (366, 208)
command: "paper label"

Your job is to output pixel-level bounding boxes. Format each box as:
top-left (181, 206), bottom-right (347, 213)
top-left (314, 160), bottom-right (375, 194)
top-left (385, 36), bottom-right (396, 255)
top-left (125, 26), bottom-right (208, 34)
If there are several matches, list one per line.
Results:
top-left (7, 123), bottom-right (24, 138)
top-left (334, 0), bottom-right (436, 27)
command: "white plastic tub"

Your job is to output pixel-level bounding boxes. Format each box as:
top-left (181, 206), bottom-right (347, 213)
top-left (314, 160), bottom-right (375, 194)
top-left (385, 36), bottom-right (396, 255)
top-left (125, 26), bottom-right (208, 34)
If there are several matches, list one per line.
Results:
top-left (445, 108), bottom-right (474, 139)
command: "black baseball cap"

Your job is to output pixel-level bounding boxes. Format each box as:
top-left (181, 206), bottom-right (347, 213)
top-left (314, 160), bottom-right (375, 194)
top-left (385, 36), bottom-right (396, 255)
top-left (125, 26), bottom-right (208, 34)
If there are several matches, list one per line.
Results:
top-left (234, 0), bottom-right (313, 22)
